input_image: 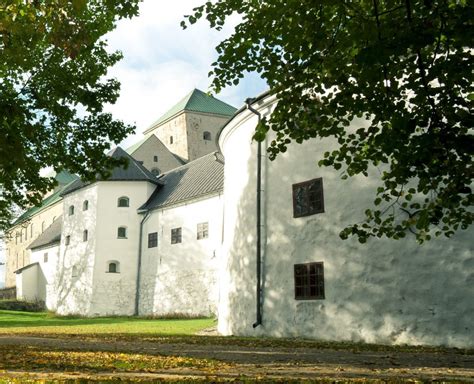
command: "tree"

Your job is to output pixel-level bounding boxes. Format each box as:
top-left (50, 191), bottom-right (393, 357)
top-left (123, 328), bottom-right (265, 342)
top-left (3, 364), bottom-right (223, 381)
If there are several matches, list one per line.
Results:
top-left (0, 0), bottom-right (140, 231)
top-left (185, 0), bottom-right (473, 243)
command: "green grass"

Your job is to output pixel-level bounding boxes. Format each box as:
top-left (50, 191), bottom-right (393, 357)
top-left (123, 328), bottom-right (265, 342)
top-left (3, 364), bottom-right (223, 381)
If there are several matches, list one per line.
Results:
top-left (0, 310), bottom-right (214, 335)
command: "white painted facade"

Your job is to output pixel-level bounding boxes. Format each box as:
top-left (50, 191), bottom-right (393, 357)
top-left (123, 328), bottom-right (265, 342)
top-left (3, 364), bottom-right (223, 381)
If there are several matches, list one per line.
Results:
top-left (139, 194), bottom-right (223, 316)
top-left (218, 94), bottom-right (474, 348)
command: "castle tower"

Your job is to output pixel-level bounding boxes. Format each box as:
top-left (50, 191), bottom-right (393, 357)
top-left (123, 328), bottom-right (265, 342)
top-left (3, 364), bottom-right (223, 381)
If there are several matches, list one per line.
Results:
top-left (143, 89), bottom-right (236, 162)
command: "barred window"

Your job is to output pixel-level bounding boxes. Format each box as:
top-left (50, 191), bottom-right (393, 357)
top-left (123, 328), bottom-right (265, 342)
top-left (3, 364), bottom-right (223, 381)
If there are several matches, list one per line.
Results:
top-left (148, 232), bottom-right (158, 248)
top-left (294, 262), bottom-right (325, 300)
top-left (171, 227), bottom-right (182, 244)
top-left (292, 178), bottom-right (324, 218)
top-left (197, 222), bottom-right (209, 240)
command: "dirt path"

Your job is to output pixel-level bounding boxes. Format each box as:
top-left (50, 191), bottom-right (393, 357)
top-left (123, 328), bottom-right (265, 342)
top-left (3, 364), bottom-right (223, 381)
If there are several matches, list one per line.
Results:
top-left (0, 335), bottom-right (473, 382)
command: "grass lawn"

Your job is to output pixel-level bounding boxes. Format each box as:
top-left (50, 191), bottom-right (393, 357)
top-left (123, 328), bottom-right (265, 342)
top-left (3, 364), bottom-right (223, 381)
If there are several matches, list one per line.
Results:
top-left (0, 309), bottom-right (214, 335)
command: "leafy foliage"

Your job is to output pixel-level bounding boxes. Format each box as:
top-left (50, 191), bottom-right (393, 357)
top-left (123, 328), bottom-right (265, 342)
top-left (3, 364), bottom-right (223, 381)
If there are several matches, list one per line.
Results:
top-left (0, 0), bottom-right (140, 230)
top-left (184, 0), bottom-right (473, 243)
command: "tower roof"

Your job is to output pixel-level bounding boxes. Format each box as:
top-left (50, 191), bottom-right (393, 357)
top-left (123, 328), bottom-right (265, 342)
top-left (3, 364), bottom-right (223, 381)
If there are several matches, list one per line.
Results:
top-left (144, 89), bottom-right (237, 133)
top-left (60, 147), bottom-right (163, 197)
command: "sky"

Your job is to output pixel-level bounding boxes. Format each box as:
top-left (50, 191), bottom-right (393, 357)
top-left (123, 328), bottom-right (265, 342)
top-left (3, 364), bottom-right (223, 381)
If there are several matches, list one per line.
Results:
top-left (104, 0), bottom-right (267, 149)
top-left (0, 0), bottom-right (267, 288)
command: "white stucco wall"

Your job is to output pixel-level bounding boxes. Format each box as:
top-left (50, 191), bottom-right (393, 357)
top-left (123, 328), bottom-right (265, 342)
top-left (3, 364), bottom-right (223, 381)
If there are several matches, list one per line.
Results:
top-left (91, 181), bottom-right (157, 316)
top-left (218, 94), bottom-right (474, 348)
top-left (30, 243), bottom-right (59, 307)
top-left (139, 194), bottom-right (223, 317)
top-left (15, 264), bottom-right (39, 302)
top-left (54, 184), bottom-right (99, 315)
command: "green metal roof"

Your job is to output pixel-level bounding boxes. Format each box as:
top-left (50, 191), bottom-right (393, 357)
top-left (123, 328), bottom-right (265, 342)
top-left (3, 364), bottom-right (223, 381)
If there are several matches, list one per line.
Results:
top-left (11, 171), bottom-right (78, 227)
top-left (125, 136), bottom-right (149, 155)
top-left (13, 186), bottom-right (65, 226)
top-left (146, 89), bottom-right (237, 132)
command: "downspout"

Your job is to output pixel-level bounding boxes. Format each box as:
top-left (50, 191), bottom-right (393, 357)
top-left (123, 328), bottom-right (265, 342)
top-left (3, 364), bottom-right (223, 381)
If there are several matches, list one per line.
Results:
top-left (246, 98), bottom-right (263, 329)
top-left (135, 210), bottom-right (151, 316)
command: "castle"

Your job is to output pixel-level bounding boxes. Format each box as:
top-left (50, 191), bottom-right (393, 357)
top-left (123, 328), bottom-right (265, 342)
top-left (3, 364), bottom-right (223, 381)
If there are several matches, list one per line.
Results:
top-left (4, 89), bottom-right (473, 348)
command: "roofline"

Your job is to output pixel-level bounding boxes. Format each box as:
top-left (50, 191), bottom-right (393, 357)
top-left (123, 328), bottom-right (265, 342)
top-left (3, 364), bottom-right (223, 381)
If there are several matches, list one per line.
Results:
top-left (61, 179), bottom-right (163, 198)
top-left (138, 189), bottom-right (223, 214)
top-left (10, 198), bottom-right (62, 230)
top-left (14, 262), bottom-right (40, 274)
top-left (216, 89), bottom-right (272, 152)
top-left (143, 109), bottom-right (235, 135)
top-left (28, 239), bottom-right (60, 251)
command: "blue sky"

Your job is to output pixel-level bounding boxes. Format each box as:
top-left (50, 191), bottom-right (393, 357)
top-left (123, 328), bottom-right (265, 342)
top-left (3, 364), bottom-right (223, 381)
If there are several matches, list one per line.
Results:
top-left (0, 0), bottom-right (266, 288)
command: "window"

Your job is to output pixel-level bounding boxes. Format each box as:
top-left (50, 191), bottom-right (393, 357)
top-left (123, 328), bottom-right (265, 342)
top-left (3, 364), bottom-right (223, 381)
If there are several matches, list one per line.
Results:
top-left (117, 227), bottom-right (127, 239)
top-left (43, 253), bottom-right (48, 263)
top-left (171, 227), bottom-right (182, 244)
top-left (65, 235), bottom-right (71, 246)
top-left (107, 261), bottom-right (119, 273)
top-left (25, 227), bottom-right (28, 241)
top-left (294, 262), bottom-right (325, 300)
top-left (197, 222), bottom-right (209, 240)
top-left (30, 224), bottom-right (33, 238)
top-left (203, 131), bottom-right (212, 141)
top-left (68, 205), bottom-right (75, 216)
top-left (117, 196), bottom-right (129, 207)
top-left (83, 230), bottom-right (88, 242)
top-left (72, 265), bottom-right (79, 278)
top-left (41, 221), bottom-right (45, 232)
top-left (151, 168), bottom-right (160, 176)
top-left (292, 178), bottom-right (324, 218)
top-left (148, 232), bottom-right (158, 248)
top-left (83, 200), bottom-right (89, 211)
top-left (153, 155), bottom-right (158, 162)
top-left (169, 136), bottom-right (174, 144)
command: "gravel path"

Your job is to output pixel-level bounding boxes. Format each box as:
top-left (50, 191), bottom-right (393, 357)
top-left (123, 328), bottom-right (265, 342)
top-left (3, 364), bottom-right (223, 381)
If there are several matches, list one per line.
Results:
top-left (0, 335), bottom-right (472, 382)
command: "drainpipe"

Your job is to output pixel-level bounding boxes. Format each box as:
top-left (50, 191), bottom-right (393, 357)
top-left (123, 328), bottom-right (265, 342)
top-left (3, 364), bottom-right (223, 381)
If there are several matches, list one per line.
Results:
top-left (135, 211), bottom-right (151, 316)
top-left (246, 98), bottom-right (263, 329)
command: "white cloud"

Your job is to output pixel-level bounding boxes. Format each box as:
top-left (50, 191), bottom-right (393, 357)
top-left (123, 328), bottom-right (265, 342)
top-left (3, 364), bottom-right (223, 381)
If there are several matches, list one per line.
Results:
top-left (102, 0), bottom-right (267, 149)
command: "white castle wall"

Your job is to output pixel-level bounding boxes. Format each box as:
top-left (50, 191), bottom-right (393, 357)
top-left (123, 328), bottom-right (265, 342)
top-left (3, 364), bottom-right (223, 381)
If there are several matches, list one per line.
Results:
top-left (139, 194), bottom-right (223, 317)
top-left (91, 181), bottom-right (157, 316)
top-left (218, 94), bottom-right (474, 348)
top-left (55, 184), bottom-right (98, 315)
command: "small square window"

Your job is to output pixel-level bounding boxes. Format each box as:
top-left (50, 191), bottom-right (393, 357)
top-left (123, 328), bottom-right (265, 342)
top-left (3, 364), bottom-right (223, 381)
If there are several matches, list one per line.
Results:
top-left (148, 232), bottom-right (158, 248)
top-left (197, 222), bottom-right (209, 240)
top-left (171, 227), bottom-right (182, 244)
top-left (292, 178), bottom-right (324, 218)
top-left (117, 227), bottom-right (127, 239)
top-left (294, 262), bottom-right (325, 300)
top-left (153, 155), bottom-right (158, 162)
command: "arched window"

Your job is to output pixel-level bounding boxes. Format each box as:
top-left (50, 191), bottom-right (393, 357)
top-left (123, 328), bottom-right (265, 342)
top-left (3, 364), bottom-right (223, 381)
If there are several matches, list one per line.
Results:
top-left (68, 205), bottom-right (75, 216)
top-left (107, 261), bottom-right (120, 273)
top-left (117, 226), bottom-right (127, 239)
top-left (117, 197), bottom-right (129, 207)
top-left (203, 131), bottom-right (212, 141)
top-left (169, 136), bottom-right (174, 144)
top-left (83, 230), bottom-right (88, 242)
top-left (83, 200), bottom-right (89, 211)
top-left (151, 168), bottom-right (160, 176)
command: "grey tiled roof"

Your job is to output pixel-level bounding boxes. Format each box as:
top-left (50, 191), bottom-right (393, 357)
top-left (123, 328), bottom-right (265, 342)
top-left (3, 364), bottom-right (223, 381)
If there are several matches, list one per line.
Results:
top-left (140, 152), bottom-right (224, 211)
top-left (61, 147), bottom-right (163, 196)
top-left (28, 217), bottom-right (62, 250)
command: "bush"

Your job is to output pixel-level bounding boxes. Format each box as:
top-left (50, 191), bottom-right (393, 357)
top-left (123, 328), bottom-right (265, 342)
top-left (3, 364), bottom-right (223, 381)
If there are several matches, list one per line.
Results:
top-left (0, 299), bottom-right (45, 312)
